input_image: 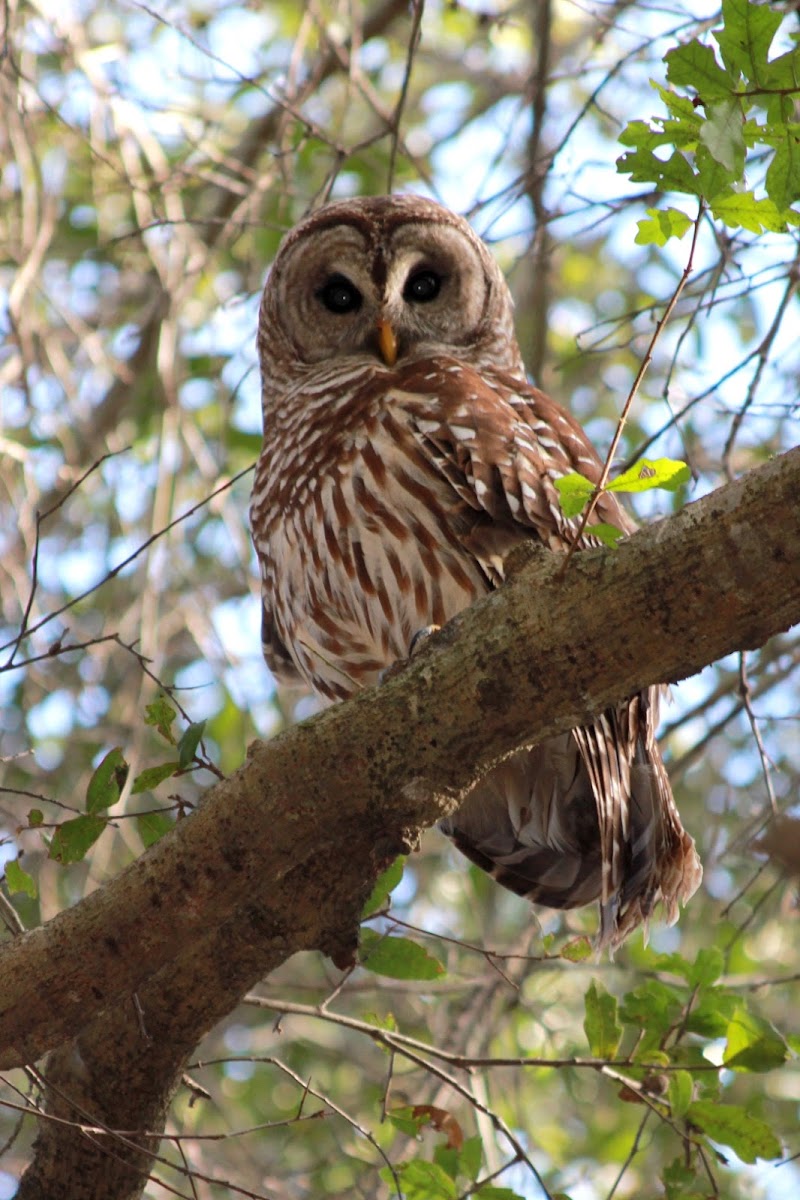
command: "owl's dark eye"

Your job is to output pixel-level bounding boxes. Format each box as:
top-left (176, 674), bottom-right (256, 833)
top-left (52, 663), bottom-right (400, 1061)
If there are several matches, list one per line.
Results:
top-left (403, 269), bottom-right (442, 304)
top-left (317, 274), bottom-right (362, 314)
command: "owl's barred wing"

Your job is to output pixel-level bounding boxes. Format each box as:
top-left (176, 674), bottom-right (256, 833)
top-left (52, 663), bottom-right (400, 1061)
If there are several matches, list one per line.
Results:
top-left (392, 360), bottom-right (701, 943)
top-left (397, 360), bottom-right (636, 569)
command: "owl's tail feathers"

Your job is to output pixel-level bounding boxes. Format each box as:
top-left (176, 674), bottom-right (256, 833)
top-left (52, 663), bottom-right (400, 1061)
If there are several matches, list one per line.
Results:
top-left (439, 722), bottom-right (702, 949)
top-left (575, 707), bottom-right (702, 947)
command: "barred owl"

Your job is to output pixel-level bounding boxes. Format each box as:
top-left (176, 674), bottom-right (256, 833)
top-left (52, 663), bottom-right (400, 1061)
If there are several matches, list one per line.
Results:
top-left (250, 194), bottom-right (701, 945)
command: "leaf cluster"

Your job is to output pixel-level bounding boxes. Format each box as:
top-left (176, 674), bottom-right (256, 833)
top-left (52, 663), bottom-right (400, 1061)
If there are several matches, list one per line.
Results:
top-left (618, 0), bottom-right (800, 242)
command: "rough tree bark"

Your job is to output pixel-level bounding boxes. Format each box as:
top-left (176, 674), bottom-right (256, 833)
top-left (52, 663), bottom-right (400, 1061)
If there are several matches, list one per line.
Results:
top-left (7, 445), bottom-right (800, 1199)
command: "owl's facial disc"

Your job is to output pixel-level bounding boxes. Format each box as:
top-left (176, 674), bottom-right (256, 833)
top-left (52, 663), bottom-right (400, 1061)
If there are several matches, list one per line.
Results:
top-left (265, 206), bottom-right (506, 372)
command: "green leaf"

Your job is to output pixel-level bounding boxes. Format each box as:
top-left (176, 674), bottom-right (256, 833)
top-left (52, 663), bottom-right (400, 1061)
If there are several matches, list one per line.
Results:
top-left (475, 1189), bottom-right (526, 1199)
top-left (723, 1004), bottom-right (789, 1072)
top-left (684, 986), bottom-right (740, 1037)
top-left (48, 815), bottom-right (107, 864)
top-left (131, 762), bottom-right (182, 794)
top-left (583, 980), bottom-right (622, 1058)
top-left (388, 1105), bottom-right (428, 1137)
top-left (364, 1010), bottom-right (398, 1035)
top-left (616, 146), bottom-right (700, 195)
top-left (620, 980), bottom-right (683, 1046)
top-left (654, 82), bottom-right (702, 127)
top-left (590, 522), bottom-right (625, 548)
top-left (714, 0), bottom-right (783, 81)
top-left (86, 747), bottom-right (128, 814)
top-left (766, 138), bottom-right (800, 211)
top-left (380, 1160), bottom-right (457, 1199)
top-left (635, 206), bottom-right (693, 246)
top-left (359, 931), bottom-right (445, 980)
top-left (668, 1069), bottom-right (694, 1118)
top-left (4, 859), bottom-right (37, 898)
top-left (178, 720), bottom-right (206, 768)
top-left (711, 190), bottom-right (793, 232)
top-left (695, 143), bottom-right (735, 203)
top-left (28, 809), bottom-right (44, 827)
top-left (560, 936), bottom-right (593, 962)
top-left (608, 458), bottom-right (690, 495)
top-left (654, 946), bottom-right (725, 987)
top-left (136, 810), bottom-right (176, 849)
top-left (688, 945), bottom-right (726, 987)
top-left (362, 856), bottom-right (406, 916)
top-left (145, 695), bottom-right (178, 744)
top-left (699, 99), bottom-right (745, 175)
top-left (688, 1100), bottom-right (781, 1163)
top-left (665, 40), bottom-right (736, 100)
top-left (554, 472), bottom-right (594, 517)
top-left (664, 1158), bottom-right (705, 1200)
top-left (433, 1144), bottom-right (460, 1181)
top-left (458, 1136), bottom-right (483, 1182)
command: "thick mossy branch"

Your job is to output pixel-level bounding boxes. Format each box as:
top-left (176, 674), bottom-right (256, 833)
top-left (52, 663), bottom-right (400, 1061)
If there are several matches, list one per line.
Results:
top-left (7, 446), bottom-right (800, 1200)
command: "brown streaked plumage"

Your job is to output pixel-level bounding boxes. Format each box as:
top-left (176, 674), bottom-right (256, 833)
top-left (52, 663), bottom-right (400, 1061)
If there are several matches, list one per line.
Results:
top-left (250, 194), bottom-right (701, 945)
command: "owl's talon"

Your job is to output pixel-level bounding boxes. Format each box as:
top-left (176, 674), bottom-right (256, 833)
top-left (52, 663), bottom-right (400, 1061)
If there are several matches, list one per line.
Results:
top-left (408, 624), bottom-right (441, 656)
top-left (378, 625), bottom-right (442, 685)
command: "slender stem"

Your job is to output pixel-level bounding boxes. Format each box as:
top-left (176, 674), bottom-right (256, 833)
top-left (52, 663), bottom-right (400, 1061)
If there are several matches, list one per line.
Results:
top-left (557, 200), bottom-right (704, 578)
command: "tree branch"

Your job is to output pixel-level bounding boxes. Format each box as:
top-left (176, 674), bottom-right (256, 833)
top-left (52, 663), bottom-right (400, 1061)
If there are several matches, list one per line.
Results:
top-left (8, 446), bottom-right (800, 1199)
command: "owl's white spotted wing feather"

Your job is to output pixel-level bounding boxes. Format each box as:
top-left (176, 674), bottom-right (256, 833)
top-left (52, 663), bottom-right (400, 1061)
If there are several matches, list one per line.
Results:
top-left (388, 358), bottom-right (701, 944)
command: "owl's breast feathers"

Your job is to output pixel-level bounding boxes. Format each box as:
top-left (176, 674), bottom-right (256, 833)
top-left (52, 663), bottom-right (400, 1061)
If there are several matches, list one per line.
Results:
top-left (251, 354), bottom-right (701, 943)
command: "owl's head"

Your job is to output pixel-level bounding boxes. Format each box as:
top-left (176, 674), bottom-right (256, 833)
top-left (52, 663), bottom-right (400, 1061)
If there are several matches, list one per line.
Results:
top-left (257, 195), bottom-right (524, 396)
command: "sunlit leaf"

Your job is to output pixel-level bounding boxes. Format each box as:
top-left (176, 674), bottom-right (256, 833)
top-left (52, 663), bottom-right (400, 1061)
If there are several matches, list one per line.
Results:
top-left (590, 521), bottom-right (625, 547)
top-left (665, 40), bottom-right (735, 99)
top-left (620, 980), bottom-right (683, 1046)
top-left (723, 1004), bottom-right (789, 1072)
top-left (616, 146), bottom-right (700, 195)
top-left (86, 747), bottom-right (128, 813)
top-left (362, 856), bottom-right (406, 916)
top-left (607, 458), bottom-right (690, 494)
top-left (688, 1100), bottom-right (781, 1163)
top-left (685, 987), bottom-right (740, 1038)
top-left (554, 472), bottom-right (594, 517)
top-left (131, 762), bottom-right (182, 794)
top-left (668, 1070), bottom-right (694, 1118)
top-left (474, 1189), bottom-right (526, 1200)
top-left (714, 0), bottom-right (782, 79)
top-left (699, 99), bottom-right (745, 176)
top-left (711, 192), bottom-right (793, 232)
top-left (584, 980), bottom-right (622, 1058)
top-left (389, 1105), bottom-right (428, 1137)
top-left (359, 931), bottom-right (445, 980)
top-left (4, 859), bottom-right (37, 898)
top-left (635, 206), bottom-right (693, 246)
top-left (458, 1136), bottom-right (483, 1182)
top-left (664, 1157), bottom-right (706, 1200)
top-left (145, 696), bottom-right (178, 744)
top-left (136, 810), bottom-right (176, 849)
top-left (178, 720), bottom-right (206, 768)
top-left (48, 815), bottom-right (107, 864)
top-left (380, 1160), bottom-right (457, 1199)
top-left (560, 936), bottom-right (593, 963)
top-left (688, 946), bottom-right (726, 987)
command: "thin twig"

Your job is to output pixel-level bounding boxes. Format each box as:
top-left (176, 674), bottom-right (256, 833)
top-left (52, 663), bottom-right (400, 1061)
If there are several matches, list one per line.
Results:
top-left (557, 200), bottom-right (704, 577)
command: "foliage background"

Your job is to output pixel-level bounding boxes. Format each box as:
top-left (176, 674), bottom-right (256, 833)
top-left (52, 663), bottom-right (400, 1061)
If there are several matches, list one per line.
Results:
top-left (1, 0), bottom-right (799, 1197)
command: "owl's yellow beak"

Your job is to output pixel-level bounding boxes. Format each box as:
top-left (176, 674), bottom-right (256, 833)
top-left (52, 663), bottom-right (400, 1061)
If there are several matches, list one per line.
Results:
top-left (376, 317), bottom-right (398, 367)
